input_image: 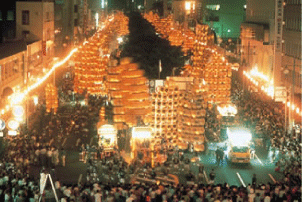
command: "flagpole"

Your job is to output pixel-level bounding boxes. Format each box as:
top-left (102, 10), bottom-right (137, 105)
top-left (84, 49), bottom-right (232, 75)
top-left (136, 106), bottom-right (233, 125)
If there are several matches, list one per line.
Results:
top-left (159, 59), bottom-right (161, 79)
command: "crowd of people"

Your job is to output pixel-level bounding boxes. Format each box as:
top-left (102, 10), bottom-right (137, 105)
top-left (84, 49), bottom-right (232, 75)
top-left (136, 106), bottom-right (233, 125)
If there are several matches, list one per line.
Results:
top-left (0, 74), bottom-right (301, 201)
top-left (233, 81), bottom-right (301, 188)
top-left (1, 178), bottom-right (299, 202)
top-left (0, 76), bottom-right (106, 201)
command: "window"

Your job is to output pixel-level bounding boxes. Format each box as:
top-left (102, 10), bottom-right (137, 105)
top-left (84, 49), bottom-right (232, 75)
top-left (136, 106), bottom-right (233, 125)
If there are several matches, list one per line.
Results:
top-left (232, 146), bottom-right (249, 153)
top-left (74, 18), bottom-right (78, 26)
top-left (74, 5), bottom-right (78, 13)
top-left (22, 10), bottom-right (29, 25)
top-left (206, 4), bottom-right (220, 11)
top-left (7, 10), bottom-right (14, 21)
top-left (286, 0), bottom-right (301, 4)
top-left (55, 0), bottom-right (64, 4)
top-left (13, 60), bottom-right (19, 73)
top-left (22, 30), bottom-right (30, 38)
top-left (206, 13), bottom-right (219, 22)
top-left (4, 64), bottom-right (8, 79)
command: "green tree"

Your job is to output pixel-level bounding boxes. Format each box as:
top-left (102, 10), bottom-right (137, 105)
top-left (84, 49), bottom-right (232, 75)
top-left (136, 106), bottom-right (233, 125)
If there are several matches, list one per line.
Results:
top-left (120, 12), bottom-right (185, 79)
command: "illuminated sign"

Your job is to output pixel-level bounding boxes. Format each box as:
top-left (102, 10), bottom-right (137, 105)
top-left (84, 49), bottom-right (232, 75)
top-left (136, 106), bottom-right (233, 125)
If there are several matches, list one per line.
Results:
top-left (132, 127), bottom-right (153, 139)
top-left (0, 119), bottom-right (5, 131)
top-left (8, 130), bottom-right (17, 136)
top-left (7, 119), bottom-right (19, 131)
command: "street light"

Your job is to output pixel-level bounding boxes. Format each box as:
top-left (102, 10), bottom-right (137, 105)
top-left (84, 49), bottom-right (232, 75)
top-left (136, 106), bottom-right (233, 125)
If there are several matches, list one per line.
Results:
top-left (283, 66), bottom-right (290, 133)
top-left (185, 2), bottom-right (191, 11)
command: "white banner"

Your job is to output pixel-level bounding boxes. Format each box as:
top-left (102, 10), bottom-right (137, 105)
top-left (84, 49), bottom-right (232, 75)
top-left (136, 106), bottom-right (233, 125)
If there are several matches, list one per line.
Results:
top-left (274, 0), bottom-right (284, 53)
top-left (274, 86), bottom-right (287, 102)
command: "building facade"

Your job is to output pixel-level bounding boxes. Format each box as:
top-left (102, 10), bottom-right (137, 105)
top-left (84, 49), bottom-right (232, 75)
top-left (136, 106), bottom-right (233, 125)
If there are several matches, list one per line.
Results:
top-left (203, 0), bottom-right (246, 39)
top-left (54, 0), bottom-right (93, 57)
top-left (241, 0), bottom-right (301, 129)
top-left (0, 40), bottom-right (42, 104)
top-left (16, 0), bottom-right (55, 64)
top-left (172, 0), bottom-right (200, 24)
top-left (172, 0), bottom-right (246, 39)
top-left (0, 1), bottom-right (16, 42)
top-left (240, 0), bottom-right (275, 77)
top-left (240, 0), bottom-right (301, 94)
top-left (0, 41), bottom-right (27, 101)
top-left (282, 0), bottom-right (301, 95)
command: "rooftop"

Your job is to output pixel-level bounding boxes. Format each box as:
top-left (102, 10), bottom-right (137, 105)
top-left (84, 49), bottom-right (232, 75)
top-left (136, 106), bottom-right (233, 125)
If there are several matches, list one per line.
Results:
top-left (0, 40), bottom-right (27, 60)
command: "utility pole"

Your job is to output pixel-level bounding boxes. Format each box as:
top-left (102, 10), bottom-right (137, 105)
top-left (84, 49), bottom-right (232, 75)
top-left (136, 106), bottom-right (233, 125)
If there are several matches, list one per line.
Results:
top-left (247, 41), bottom-right (250, 66)
top-left (288, 57), bottom-right (297, 132)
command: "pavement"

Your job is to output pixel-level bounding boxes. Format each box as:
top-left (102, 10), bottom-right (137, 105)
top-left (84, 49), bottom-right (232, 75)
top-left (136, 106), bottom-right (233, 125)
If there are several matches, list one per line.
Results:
top-left (180, 141), bottom-right (284, 187)
top-left (28, 138), bottom-right (285, 187)
top-left (29, 151), bottom-right (87, 185)
top-left (26, 62), bottom-right (285, 187)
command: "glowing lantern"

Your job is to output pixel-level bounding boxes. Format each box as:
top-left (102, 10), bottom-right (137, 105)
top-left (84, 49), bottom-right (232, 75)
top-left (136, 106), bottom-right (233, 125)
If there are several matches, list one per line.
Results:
top-left (12, 105), bottom-right (24, 118)
top-left (7, 119), bottom-right (19, 130)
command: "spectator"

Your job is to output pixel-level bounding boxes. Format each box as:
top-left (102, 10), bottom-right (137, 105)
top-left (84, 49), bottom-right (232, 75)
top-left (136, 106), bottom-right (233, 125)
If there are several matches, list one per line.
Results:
top-left (94, 189), bottom-right (102, 202)
top-left (252, 174), bottom-right (257, 187)
top-left (61, 149), bottom-right (66, 167)
top-left (209, 169), bottom-right (216, 185)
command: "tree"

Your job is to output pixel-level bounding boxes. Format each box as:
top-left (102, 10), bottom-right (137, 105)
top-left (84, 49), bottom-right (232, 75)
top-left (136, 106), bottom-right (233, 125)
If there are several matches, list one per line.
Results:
top-left (120, 12), bottom-right (185, 79)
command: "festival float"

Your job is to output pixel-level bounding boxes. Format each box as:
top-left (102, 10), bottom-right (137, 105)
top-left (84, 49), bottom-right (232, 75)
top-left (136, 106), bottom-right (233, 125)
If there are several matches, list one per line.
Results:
top-left (98, 124), bottom-right (118, 155)
top-left (108, 58), bottom-right (151, 130)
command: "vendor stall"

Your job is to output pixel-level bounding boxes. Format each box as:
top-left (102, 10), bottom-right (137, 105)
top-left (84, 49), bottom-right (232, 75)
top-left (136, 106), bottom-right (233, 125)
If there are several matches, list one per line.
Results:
top-left (98, 124), bottom-right (118, 155)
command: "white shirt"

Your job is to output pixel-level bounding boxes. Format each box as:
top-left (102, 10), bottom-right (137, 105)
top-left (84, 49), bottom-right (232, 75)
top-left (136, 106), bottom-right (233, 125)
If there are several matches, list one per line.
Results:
top-left (61, 198), bottom-right (67, 202)
top-left (3, 176), bottom-right (8, 184)
top-left (4, 194), bottom-right (10, 201)
top-left (264, 196), bottom-right (271, 202)
top-left (95, 193), bottom-right (102, 202)
top-left (63, 188), bottom-right (71, 197)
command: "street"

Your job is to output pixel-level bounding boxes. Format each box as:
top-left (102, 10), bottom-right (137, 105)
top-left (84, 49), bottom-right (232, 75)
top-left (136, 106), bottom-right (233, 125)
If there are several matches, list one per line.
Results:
top-left (26, 138), bottom-right (284, 187)
top-left (187, 144), bottom-right (284, 187)
top-left (0, 1), bottom-right (300, 201)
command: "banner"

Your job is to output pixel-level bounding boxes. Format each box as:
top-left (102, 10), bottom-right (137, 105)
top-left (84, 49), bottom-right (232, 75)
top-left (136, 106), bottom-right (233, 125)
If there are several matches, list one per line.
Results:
top-left (274, 0), bottom-right (284, 53)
